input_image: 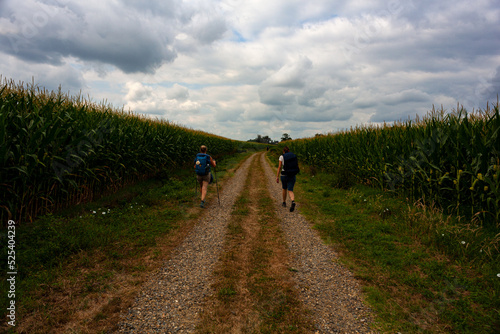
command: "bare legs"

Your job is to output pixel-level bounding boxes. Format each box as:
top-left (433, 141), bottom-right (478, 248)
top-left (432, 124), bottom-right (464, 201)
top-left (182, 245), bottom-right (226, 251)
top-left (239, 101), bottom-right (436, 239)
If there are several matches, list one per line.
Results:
top-left (200, 180), bottom-right (209, 201)
top-left (282, 189), bottom-right (295, 202)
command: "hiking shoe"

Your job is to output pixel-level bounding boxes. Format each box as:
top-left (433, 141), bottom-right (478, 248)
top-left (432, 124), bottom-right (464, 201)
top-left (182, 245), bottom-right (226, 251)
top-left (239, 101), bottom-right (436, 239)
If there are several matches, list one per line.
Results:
top-left (282, 202), bottom-right (286, 207)
top-left (200, 200), bottom-right (205, 208)
top-left (290, 202), bottom-right (296, 212)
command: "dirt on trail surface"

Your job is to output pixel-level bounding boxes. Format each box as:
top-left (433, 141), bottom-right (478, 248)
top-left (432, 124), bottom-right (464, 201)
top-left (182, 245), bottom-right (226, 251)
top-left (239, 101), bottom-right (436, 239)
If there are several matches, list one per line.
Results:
top-left (116, 152), bottom-right (376, 333)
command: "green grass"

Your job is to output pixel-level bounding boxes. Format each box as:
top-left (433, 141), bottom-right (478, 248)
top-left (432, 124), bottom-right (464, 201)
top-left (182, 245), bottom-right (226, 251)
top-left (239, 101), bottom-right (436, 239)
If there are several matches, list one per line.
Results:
top-left (248, 161), bottom-right (313, 333)
top-left (290, 160), bottom-right (500, 333)
top-left (0, 149), bottom-right (256, 332)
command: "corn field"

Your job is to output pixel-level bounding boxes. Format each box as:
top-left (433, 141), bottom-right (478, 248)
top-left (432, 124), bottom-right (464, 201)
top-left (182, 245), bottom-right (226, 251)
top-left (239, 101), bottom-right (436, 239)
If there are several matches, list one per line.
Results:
top-left (0, 79), bottom-right (238, 224)
top-left (288, 104), bottom-right (500, 228)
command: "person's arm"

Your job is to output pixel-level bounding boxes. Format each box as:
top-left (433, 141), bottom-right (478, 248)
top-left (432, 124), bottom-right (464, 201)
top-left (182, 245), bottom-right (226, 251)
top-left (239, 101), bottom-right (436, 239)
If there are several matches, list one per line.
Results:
top-left (276, 159), bottom-right (282, 182)
top-left (210, 156), bottom-right (216, 167)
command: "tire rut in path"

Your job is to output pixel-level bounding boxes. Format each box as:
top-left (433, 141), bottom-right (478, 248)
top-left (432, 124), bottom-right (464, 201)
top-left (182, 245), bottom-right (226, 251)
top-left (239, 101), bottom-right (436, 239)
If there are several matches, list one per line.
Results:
top-left (116, 153), bottom-right (257, 333)
top-left (197, 151), bottom-right (314, 333)
top-left (261, 153), bottom-right (377, 333)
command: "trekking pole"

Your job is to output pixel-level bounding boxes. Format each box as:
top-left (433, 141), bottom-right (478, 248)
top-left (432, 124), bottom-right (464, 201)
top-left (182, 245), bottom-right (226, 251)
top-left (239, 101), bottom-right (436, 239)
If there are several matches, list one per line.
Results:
top-left (214, 167), bottom-right (221, 206)
top-left (194, 178), bottom-right (198, 199)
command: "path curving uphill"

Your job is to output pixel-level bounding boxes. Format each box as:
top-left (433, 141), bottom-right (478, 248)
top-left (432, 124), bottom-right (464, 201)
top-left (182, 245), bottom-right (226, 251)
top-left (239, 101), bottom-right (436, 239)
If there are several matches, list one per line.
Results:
top-left (116, 152), bottom-right (376, 333)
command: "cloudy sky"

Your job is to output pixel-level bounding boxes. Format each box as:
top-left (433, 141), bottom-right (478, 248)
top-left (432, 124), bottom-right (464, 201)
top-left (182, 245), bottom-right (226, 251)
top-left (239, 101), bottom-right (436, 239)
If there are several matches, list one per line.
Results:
top-left (1, 0), bottom-right (499, 141)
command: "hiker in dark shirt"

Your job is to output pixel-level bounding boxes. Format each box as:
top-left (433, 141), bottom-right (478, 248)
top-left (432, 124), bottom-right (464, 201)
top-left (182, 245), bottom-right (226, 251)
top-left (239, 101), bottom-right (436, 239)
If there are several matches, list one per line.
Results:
top-left (276, 146), bottom-right (299, 212)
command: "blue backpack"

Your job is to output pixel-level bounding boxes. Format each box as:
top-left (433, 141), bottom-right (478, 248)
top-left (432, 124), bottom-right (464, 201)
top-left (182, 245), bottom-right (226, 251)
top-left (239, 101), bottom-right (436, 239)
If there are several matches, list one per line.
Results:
top-left (195, 153), bottom-right (211, 175)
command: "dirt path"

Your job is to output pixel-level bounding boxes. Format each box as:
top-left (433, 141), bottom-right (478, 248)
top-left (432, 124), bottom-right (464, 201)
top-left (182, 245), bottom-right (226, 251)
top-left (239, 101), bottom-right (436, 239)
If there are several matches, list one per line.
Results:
top-left (115, 153), bottom-right (255, 333)
top-left (116, 152), bottom-right (376, 333)
top-left (196, 150), bottom-right (314, 333)
top-left (260, 153), bottom-right (375, 333)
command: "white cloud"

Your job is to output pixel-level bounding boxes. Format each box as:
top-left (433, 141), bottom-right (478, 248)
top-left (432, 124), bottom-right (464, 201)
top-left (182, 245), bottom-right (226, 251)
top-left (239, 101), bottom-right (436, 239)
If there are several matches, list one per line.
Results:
top-left (123, 82), bottom-right (201, 118)
top-left (167, 84), bottom-right (190, 101)
top-left (125, 82), bottom-right (153, 102)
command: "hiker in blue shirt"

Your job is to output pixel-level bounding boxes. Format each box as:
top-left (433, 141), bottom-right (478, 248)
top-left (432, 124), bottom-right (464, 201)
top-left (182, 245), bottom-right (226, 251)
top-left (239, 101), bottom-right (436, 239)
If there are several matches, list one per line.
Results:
top-left (276, 146), bottom-right (300, 212)
top-left (194, 145), bottom-right (216, 208)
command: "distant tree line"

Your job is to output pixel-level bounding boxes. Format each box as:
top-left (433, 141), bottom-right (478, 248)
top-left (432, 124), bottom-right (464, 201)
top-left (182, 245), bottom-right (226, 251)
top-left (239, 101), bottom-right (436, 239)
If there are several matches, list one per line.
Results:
top-left (247, 133), bottom-right (293, 144)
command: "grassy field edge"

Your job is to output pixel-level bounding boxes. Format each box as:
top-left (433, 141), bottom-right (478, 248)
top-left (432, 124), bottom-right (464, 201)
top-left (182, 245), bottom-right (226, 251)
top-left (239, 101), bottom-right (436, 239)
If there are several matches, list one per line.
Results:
top-left (0, 149), bottom-right (258, 334)
top-left (266, 150), bottom-right (500, 333)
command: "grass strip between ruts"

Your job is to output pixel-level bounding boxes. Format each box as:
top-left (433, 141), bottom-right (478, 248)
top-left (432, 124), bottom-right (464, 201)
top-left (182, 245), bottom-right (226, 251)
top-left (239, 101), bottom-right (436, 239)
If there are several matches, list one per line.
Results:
top-left (198, 153), bottom-right (314, 333)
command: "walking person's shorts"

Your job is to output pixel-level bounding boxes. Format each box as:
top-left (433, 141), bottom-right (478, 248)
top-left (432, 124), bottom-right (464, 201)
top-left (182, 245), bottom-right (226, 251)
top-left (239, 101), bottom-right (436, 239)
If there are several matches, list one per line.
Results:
top-left (280, 175), bottom-right (296, 191)
top-left (197, 172), bottom-right (211, 185)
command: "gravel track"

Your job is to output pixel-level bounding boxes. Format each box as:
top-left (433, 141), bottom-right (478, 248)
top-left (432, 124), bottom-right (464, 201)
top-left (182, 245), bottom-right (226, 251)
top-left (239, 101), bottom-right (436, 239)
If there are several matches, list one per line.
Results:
top-left (116, 152), bottom-right (376, 333)
top-left (261, 153), bottom-right (376, 333)
top-left (116, 154), bottom-right (255, 333)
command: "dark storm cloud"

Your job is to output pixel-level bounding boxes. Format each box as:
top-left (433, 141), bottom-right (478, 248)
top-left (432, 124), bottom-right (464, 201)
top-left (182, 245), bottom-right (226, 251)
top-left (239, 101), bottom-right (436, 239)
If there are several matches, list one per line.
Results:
top-left (0, 0), bottom-right (226, 73)
top-left (485, 66), bottom-right (500, 102)
top-left (382, 90), bottom-right (430, 106)
top-left (1, 33), bottom-right (176, 74)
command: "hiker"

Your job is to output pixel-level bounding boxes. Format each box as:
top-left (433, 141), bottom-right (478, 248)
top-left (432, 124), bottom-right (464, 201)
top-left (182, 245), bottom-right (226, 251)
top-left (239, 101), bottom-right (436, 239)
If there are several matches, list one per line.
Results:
top-left (276, 146), bottom-right (300, 212)
top-left (194, 145), bottom-right (216, 208)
